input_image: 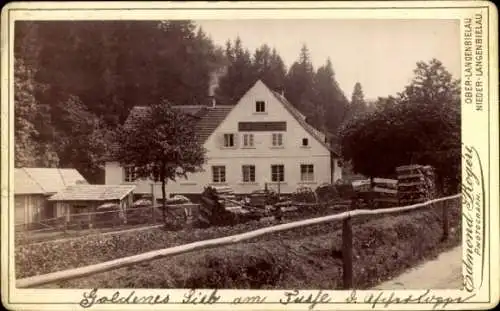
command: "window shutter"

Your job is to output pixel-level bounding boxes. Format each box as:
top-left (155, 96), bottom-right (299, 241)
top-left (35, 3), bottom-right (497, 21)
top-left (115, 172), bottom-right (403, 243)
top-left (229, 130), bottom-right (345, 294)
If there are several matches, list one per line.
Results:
top-left (233, 133), bottom-right (239, 148)
top-left (218, 133), bottom-right (225, 149)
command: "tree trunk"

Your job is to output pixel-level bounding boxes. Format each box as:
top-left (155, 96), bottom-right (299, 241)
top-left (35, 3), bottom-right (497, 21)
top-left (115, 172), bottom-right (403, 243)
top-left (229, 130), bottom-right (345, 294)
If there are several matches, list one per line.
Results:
top-left (369, 176), bottom-right (375, 209)
top-left (162, 179), bottom-right (167, 225)
top-left (436, 174), bottom-right (445, 196)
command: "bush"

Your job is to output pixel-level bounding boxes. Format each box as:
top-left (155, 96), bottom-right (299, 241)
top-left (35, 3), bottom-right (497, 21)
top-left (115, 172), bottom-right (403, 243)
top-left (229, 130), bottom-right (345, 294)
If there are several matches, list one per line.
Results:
top-left (292, 186), bottom-right (317, 203)
top-left (315, 183), bottom-right (339, 202)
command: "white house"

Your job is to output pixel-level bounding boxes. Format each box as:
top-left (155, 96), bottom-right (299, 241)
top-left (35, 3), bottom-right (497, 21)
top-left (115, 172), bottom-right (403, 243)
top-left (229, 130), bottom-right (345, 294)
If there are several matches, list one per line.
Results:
top-left (105, 80), bottom-right (342, 197)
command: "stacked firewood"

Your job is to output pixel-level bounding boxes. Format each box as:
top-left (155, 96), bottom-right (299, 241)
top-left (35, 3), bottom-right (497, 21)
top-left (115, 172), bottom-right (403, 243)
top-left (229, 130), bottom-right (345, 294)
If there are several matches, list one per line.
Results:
top-left (372, 178), bottom-right (399, 208)
top-left (197, 186), bottom-right (261, 227)
top-left (397, 164), bottom-right (437, 205)
top-left (197, 186), bottom-right (227, 227)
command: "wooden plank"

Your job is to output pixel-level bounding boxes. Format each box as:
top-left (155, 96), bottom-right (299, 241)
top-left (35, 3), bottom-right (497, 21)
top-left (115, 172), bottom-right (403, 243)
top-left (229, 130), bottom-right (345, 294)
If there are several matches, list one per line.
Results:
top-left (373, 178), bottom-right (398, 184)
top-left (397, 174), bottom-right (425, 180)
top-left (373, 187), bottom-right (398, 194)
top-left (352, 179), bottom-right (370, 187)
top-left (16, 194), bottom-right (461, 288)
top-left (396, 164), bottom-right (423, 172)
top-left (398, 181), bottom-right (426, 187)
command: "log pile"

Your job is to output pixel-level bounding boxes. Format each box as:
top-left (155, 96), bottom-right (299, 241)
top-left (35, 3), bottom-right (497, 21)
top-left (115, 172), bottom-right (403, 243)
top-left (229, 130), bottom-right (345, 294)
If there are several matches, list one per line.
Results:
top-left (372, 178), bottom-right (399, 208)
top-left (197, 186), bottom-right (262, 227)
top-left (197, 186), bottom-right (227, 227)
top-left (397, 165), bottom-right (437, 205)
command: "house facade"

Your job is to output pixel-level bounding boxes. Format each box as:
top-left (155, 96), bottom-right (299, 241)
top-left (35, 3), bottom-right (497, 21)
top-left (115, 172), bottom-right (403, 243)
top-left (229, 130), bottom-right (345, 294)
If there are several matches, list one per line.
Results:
top-left (105, 80), bottom-right (342, 197)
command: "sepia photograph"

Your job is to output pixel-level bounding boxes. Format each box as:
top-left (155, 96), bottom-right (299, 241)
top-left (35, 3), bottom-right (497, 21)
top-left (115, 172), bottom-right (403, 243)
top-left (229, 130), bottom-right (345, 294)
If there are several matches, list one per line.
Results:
top-left (2, 1), bottom-right (498, 310)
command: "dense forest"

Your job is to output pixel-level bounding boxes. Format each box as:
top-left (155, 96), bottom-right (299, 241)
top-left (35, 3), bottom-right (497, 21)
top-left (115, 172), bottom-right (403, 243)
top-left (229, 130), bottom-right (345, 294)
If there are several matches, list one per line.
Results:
top-left (14, 20), bottom-right (359, 183)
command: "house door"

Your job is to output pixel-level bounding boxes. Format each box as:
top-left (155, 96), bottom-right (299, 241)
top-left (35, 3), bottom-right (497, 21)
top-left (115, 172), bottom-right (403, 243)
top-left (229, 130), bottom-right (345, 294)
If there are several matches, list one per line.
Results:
top-left (45, 202), bottom-right (55, 219)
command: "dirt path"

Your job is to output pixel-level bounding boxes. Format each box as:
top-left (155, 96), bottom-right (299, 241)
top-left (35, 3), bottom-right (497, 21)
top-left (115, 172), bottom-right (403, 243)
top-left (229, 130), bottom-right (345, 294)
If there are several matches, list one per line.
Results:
top-left (373, 246), bottom-right (463, 289)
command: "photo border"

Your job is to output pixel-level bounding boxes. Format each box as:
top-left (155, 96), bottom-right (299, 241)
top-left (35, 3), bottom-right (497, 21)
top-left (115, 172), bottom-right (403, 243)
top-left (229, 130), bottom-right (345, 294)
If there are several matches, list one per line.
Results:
top-left (1, 1), bottom-right (498, 310)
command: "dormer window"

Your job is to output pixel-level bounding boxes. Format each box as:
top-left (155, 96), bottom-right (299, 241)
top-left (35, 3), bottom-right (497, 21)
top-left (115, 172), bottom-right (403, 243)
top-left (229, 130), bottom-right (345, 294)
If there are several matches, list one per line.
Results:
top-left (256, 101), bottom-right (266, 112)
top-left (302, 138), bottom-right (309, 147)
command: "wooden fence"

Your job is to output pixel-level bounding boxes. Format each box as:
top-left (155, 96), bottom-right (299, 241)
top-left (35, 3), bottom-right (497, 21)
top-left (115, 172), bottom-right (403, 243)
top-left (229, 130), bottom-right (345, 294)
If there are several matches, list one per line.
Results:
top-left (16, 193), bottom-right (461, 289)
top-left (15, 204), bottom-right (199, 234)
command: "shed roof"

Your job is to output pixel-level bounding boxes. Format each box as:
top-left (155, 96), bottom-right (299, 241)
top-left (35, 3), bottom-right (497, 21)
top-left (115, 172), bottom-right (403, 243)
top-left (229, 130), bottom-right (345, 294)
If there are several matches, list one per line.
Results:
top-left (15, 168), bottom-right (88, 195)
top-left (48, 185), bottom-right (136, 201)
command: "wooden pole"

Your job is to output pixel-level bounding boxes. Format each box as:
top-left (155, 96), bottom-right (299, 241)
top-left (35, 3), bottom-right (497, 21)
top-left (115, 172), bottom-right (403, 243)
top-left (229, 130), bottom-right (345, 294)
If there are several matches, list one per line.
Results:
top-left (342, 200), bottom-right (355, 289)
top-left (441, 199), bottom-right (449, 241)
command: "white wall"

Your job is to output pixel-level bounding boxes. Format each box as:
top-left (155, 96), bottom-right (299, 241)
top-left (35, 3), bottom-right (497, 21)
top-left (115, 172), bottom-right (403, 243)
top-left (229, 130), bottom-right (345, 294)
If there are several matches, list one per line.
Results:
top-left (105, 80), bottom-right (342, 196)
top-left (14, 194), bottom-right (45, 225)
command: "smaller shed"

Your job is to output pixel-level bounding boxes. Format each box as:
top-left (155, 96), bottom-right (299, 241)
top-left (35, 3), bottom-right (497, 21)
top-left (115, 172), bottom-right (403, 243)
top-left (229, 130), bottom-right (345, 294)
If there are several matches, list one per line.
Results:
top-left (14, 167), bottom-right (87, 227)
top-left (48, 185), bottom-right (136, 227)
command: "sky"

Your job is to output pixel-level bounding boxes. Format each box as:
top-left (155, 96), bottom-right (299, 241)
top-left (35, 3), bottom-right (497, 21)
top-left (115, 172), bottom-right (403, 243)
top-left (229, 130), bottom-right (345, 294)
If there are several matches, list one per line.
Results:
top-left (195, 19), bottom-right (460, 101)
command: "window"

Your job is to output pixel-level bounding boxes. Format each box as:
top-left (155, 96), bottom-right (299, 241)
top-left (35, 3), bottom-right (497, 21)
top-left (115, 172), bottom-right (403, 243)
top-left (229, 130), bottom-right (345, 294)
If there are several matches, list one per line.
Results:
top-left (256, 101), bottom-right (266, 112)
top-left (242, 134), bottom-right (254, 147)
top-left (212, 166), bottom-right (226, 183)
top-left (124, 166), bottom-right (137, 182)
top-left (301, 164), bottom-right (314, 182)
top-left (224, 134), bottom-right (235, 147)
top-left (271, 165), bottom-right (285, 182)
top-left (302, 138), bottom-right (309, 147)
top-left (242, 165), bottom-right (256, 182)
top-left (272, 133), bottom-right (283, 147)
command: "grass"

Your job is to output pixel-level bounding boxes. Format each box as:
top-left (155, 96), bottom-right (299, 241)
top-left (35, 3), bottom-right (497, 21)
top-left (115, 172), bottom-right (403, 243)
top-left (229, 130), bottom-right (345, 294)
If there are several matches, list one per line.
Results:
top-left (29, 201), bottom-right (461, 289)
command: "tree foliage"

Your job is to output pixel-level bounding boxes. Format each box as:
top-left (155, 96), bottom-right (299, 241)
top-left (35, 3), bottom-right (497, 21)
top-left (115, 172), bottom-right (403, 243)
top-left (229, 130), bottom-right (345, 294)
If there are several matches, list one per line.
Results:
top-left (340, 59), bottom-right (460, 194)
top-left (313, 59), bottom-right (349, 141)
top-left (215, 37), bottom-right (255, 104)
top-left (14, 21), bottom-right (224, 182)
top-left (345, 82), bottom-right (368, 121)
top-left (113, 101), bottom-right (206, 223)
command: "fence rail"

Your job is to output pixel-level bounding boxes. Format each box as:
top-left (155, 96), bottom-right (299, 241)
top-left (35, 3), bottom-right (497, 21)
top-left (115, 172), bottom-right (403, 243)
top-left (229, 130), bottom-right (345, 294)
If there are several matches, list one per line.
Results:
top-left (16, 193), bottom-right (460, 289)
top-left (15, 205), bottom-right (170, 234)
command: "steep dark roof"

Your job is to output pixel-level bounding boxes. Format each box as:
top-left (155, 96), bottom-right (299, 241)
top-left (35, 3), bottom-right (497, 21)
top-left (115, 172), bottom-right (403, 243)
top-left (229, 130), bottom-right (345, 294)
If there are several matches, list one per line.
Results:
top-left (193, 106), bottom-right (234, 143)
top-left (108, 105), bottom-right (234, 160)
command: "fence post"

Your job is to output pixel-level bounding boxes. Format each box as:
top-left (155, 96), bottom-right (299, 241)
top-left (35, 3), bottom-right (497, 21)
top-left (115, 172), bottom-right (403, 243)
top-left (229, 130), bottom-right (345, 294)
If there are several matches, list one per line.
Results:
top-left (441, 199), bottom-right (449, 241)
top-left (342, 200), bottom-right (354, 289)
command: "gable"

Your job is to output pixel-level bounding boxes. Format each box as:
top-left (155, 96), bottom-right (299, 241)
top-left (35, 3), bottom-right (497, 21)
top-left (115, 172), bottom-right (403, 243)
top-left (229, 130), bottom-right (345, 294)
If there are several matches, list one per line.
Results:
top-left (205, 80), bottom-right (336, 156)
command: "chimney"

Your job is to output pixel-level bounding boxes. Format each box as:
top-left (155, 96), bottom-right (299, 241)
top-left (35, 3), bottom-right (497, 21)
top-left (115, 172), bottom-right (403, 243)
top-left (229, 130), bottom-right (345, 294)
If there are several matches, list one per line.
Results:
top-left (281, 89), bottom-right (285, 97)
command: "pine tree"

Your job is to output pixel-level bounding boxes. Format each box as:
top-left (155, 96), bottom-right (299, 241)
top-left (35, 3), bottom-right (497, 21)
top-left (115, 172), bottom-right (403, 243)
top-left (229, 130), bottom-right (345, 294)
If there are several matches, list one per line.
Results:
top-left (347, 82), bottom-right (368, 120)
top-left (285, 44), bottom-right (316, 114)
top-left (215, 37), bottom-right (255, 104)
top-left (252, 44), bottom-right (286, 92)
